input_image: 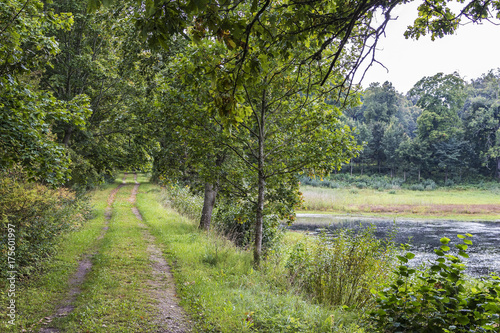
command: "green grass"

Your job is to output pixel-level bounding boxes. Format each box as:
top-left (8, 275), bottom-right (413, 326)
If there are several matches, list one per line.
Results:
top-left (300, 185), bottom-right (500, 221)
top-left (57, 175), bottom-right (159, 332)
top-left (0, 177), bottom-right (122, 332)
top-left (137, 182), bottom-right (366, 332)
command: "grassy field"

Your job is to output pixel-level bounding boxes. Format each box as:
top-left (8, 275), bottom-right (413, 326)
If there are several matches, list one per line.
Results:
top-left (300, 185), bottom-right (500, 221)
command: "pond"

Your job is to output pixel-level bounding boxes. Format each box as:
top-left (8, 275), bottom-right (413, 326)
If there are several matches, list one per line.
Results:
top-left (290, 214), bottom-right (500, 277)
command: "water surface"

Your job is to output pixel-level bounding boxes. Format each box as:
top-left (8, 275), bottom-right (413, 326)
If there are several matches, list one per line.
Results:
top-left (290, 214), bottom-right (500, 276)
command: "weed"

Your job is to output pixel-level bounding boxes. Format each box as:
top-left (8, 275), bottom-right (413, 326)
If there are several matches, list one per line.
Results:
top-left (284, 227), bottom-right (396, 309)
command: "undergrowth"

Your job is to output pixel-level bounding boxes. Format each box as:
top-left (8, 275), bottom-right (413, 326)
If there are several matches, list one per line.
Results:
top-left (0, 166), bottom-right (91, 281)
top-left (368, 235), bottom-right (500, 332)
top-left (301, 174), bottom-right (500, 192)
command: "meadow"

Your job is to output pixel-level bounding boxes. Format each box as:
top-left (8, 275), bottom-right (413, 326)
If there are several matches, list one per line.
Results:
top-left (300, 185), bottom-right (500, 221)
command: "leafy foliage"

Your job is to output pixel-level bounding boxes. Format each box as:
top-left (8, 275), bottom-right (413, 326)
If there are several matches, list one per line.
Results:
top-left (0, 167), bottom-right (91, 280)
top-left (0, 0), bottom-right (91, 184)
top-left (369, 234), bottom-right (500, 332)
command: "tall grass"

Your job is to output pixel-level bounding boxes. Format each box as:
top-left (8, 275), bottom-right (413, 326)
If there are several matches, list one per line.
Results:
top-left (159, 181), bottom-right (204, 221)
top-left (262, 228), bottom-right (396, 309)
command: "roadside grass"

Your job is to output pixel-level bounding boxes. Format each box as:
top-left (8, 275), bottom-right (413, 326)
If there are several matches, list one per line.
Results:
top-left (300, 185), bottom-right (500, 221)
top-left (0, 176), bottom-right (123, 332)
top-left (137, 182), bottom-right (366, 333)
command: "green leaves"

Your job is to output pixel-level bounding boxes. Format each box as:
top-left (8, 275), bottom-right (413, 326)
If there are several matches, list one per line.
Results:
top-left (405, 0), bottom-right (500, 41)
top-left (369, 233), bottom-right (500, 332)
top-left (440, 237), bottom-right (451, 244)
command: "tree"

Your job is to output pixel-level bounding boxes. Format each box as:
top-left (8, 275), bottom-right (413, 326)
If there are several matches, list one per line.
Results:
top-left (433, 138), bottom-right (466, 182)
top-left (152, 39), bottom-right (239, 231)
top-left (363, 82), bottom-right (398, 123)
top-left (410, 72), bottom-right (466, 180)
top-left (397, 136), bottom-right (431, 181)
top-left (37, 0), bottom-right (159, 189)
top-left (381, 119), bottom-right (405, 177)
top-left (462, 70), bottom-right (500, 178)
top-left (220, 37), bottom-right (360, 264)
top-left (0, 0), bottom-right (91, 184)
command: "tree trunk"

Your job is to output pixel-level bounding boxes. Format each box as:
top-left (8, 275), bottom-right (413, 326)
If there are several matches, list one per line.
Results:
top-left (350, 163), bottom-right (353, 175)
top-left (199, 183), bottom-right (218, 231)
top-left (254, 89), bottom-right (266, 267)
top-left (418, 168), bottom-right (421, 182)
top-left (254, 170), bottom-right (265, 267)
top-left (497, 158), bottom-right (500, 180)
top-left (403, 170), bottom-right (406, 182)
top-left (63, 126), bottom-right (73, 147)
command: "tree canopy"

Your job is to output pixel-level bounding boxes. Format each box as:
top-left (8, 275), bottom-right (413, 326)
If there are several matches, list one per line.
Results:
top-left (1, 0), bottom-right (499, 265)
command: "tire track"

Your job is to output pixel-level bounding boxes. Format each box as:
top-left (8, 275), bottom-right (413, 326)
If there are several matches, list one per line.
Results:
top-left (38, 182), bottom-right (125, 333)
top-left (129, 175), bottom-right (192, 333)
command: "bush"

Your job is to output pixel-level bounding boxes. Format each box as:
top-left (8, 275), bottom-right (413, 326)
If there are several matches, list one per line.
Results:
top-left (369, 234), bottom-right (500, 332)
top-left (159, 181), bottom-right (204, 221)
top-left (0, 167), bottom-right (90, 280)
top-left (409, 184), bottom-right (425, 191)
top-left (445, 179), bottom-right (455, 187)
top-left (284, 227), bottom-right (396, 309)
top-left (356, 182), bottom-right (367, 189)
top-left (422, 178), bottom-right (437, 190)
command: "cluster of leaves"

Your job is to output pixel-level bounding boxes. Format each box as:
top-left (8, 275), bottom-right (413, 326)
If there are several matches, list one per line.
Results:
top-left (369, 234), bottom-right (500, 332)
top-left (0, 166), bottom-right (91, 280)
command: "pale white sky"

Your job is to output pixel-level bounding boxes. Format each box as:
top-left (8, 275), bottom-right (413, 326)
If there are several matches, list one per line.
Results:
top-left (357, 2), bottom-right (500, 94)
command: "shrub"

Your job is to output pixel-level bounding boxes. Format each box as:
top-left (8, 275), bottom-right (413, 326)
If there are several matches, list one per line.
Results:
top-left (409, 184), bottom-right (425, 191)
top-left (0, 167), bottom-right (90, 280)
top-left (159, 183), bottom-right (283, 250)
top-left (445, 179), bottom-right (455, 187)
top-left (356, 182), bottom-right (367, 189)
top-left (285, 227), bottom-right (396, 309)
top-left (369, 234), bottom-right (500, 332)
top-left (422, 178), bottom-right (437, 190)
top-left (159, 181), bottom-right (203, 221)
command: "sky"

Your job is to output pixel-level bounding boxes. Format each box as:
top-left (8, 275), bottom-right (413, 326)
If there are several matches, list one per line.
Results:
top-left (357, 2), bottom-right (500, 94)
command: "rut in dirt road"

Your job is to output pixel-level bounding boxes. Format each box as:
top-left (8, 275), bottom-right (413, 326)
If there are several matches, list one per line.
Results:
top-left (129, 174), bottom-right (192, 333)
top-left (38, 180), bottom-right (126, 333)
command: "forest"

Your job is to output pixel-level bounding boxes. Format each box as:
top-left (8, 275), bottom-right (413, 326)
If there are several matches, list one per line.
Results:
top-left (2, 0), bottom-right (500, 332)
top-left (340, 72), bottom-right (500, 184)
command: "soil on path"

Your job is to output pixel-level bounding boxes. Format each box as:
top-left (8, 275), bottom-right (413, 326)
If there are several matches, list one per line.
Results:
top-left (38, 181), bottom-right (126, 333)
top-left (37, 175), bottom-right (191, 332)
top-left (129, 175), bottom-right (192, 333)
